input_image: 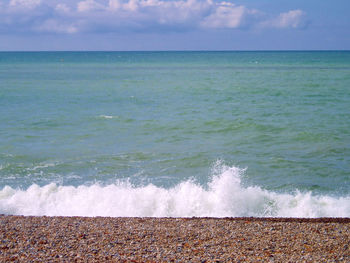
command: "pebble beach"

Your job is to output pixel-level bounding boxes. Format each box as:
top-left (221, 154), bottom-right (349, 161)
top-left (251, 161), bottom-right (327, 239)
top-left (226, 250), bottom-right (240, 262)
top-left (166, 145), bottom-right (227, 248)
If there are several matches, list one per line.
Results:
top-left (1, 215), bottom-right (349, 262)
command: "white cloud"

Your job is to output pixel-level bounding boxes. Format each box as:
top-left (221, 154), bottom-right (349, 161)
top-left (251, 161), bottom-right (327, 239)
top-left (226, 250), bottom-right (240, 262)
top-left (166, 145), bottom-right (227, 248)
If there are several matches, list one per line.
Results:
top-left (277, 9), bottom-right (306, 28)
top-left (9, 0), bottom-right (41, 9)
top-left (108, 0), bottom-right (122, 10)
top-left (201, 4), bottom-right (245, 28)
top-left (55, 4), bottom-right (70, 13)
top-left (123, 0), bottom-right (139, 11)
top-left (0, 0), bottom-right (308, 34)
top-left (77, 0), bottom-right (105, 12)
top-left (261, 9), bottom-right (307, 29)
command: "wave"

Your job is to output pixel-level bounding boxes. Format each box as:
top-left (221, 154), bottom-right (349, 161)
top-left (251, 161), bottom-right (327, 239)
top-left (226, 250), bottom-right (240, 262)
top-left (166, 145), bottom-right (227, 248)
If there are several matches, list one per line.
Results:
top-left (0, 162), bottom-right (349, 217)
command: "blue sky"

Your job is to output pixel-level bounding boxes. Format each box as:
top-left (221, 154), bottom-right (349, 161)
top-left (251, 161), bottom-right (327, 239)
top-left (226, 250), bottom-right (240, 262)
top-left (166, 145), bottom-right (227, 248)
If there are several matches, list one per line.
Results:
top-left (0, 0), bottom-right (349, 50)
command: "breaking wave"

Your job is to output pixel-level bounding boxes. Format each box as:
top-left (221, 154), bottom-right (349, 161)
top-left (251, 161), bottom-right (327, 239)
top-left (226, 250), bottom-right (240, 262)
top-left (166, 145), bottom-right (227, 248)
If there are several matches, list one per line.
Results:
top-left (0, 163), bottom-right (349, 217)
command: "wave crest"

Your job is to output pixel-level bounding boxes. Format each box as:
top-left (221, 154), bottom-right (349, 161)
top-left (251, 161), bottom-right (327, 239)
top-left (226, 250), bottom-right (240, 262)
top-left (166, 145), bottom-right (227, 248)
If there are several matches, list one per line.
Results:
top-left (0, 162), bottom-right (349, 217)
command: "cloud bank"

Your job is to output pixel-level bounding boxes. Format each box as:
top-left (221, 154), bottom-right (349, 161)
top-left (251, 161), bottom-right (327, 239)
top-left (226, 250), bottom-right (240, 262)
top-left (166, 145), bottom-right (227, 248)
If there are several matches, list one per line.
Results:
top-left (0, 0), bottom-right (308, 34)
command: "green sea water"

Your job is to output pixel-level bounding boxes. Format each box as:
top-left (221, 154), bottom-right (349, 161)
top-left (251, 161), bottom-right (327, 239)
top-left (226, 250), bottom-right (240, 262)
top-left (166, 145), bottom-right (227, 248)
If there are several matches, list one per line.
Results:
top-left (0, 51), bottom-right (349, 217)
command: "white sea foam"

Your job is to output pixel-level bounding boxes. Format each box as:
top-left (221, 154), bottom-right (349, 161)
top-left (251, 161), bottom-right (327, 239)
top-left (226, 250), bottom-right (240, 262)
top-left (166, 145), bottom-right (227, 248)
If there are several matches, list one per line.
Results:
top-left (98, 115), bottom-right (117, 119)
top-left (26, 162), bottom-right (58, 171)
top-left (0, 163), bottom-right (349, 217)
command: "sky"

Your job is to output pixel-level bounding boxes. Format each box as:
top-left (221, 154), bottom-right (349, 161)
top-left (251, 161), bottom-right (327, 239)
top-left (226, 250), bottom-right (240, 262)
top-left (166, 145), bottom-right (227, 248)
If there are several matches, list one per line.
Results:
top-left (0, 0), bottom-right (349, 50)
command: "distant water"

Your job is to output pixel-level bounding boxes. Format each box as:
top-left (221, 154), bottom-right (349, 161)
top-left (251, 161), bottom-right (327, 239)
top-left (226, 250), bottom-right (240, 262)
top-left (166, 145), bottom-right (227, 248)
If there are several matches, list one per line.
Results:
top-left (0, 51), bottom-right (349, 217)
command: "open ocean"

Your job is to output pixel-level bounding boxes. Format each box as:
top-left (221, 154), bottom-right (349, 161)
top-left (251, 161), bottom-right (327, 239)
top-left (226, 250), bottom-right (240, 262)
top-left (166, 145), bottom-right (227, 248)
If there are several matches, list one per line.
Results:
top-left (0, 51), bottom-right (349, 217)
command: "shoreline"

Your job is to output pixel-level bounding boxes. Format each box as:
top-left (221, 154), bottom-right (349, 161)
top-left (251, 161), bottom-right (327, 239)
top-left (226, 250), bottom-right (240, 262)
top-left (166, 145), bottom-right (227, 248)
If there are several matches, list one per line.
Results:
top-left (1, 215), bottom-right (349, 261)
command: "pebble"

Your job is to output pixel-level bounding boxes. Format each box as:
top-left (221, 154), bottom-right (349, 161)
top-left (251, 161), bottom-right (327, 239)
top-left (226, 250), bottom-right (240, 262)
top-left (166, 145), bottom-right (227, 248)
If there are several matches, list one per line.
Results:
top-left (0, 215), bottom-right (349, 262)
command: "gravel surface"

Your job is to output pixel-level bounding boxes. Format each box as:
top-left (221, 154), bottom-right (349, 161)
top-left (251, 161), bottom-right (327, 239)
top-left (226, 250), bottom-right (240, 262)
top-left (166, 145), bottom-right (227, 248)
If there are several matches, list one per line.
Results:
top-left (1, 215), bottom-right (349, 262)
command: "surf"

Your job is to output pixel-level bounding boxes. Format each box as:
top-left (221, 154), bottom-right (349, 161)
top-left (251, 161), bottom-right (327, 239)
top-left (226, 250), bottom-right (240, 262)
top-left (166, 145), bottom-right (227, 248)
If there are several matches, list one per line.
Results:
top-left (1, 162), bottom-right (349, 218)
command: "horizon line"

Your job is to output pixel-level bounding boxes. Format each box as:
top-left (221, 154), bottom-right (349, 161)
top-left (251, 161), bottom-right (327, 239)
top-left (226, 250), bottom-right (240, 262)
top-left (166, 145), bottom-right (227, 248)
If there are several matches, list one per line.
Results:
top-left (1, 49), bottom-right (350, 52)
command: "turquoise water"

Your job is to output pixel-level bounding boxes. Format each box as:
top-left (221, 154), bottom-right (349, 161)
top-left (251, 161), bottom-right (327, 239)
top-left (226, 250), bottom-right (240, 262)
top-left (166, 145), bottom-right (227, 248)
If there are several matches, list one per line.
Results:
top-left (0, 51), bottom-right (349, 217)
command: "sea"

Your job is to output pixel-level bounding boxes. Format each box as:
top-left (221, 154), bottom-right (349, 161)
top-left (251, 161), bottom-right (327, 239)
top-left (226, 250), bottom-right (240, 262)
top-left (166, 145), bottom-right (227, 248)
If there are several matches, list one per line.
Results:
top-left (0, 51), bottom-right (349, 217)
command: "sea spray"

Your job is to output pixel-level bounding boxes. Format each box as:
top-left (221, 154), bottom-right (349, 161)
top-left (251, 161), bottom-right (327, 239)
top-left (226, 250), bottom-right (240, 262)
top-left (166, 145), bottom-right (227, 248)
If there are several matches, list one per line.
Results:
top-left (1, 162), bottom-right (349, 218)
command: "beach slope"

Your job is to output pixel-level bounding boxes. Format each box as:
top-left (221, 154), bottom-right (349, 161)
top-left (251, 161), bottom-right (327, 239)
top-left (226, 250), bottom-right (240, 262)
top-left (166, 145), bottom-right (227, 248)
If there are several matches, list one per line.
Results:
top-left (1, 215), bottom-right (349, 262)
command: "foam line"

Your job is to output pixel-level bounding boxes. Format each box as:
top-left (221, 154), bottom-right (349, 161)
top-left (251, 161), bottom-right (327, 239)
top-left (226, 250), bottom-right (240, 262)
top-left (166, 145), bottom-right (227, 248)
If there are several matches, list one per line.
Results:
top-left (0, 163), bottom-right (349, 217)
